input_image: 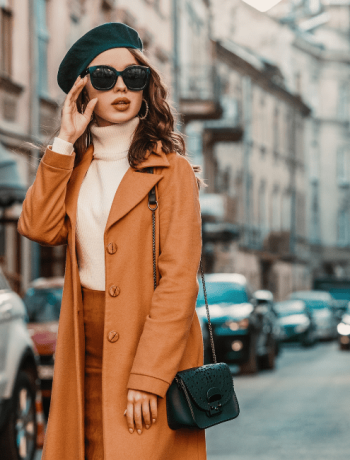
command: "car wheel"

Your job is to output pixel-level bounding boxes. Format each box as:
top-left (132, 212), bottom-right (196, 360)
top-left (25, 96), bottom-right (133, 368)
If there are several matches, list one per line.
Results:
top-left (240, 335), bottom-right (258, 375)
top-left (259, 337), bottom-right (276, 370)
top-left (0, 370), bottom-right (37, 460)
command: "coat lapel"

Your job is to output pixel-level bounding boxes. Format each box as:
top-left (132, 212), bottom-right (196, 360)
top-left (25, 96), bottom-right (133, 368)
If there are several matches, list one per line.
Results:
top-left (66, 140), bottom-right (170, 234)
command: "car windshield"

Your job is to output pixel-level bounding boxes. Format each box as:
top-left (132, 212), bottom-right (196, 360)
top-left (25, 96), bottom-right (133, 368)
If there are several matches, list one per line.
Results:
top-left (291, 299), bottom-right (328, 310)
top-left (289, 292), bottom-right (331, 309)
top-left (328, 289), bottom-right (350, 301)
top-left (275, 301), bottom-right (305, 317)
top-left (23, 287), bottom-right (63, 322)
top-left (196, 281), bottom-right (248, 306)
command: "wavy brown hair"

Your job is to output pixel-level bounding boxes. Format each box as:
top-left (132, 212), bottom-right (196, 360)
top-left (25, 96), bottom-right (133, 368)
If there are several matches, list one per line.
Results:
top-left (70, 47), bottom-right (206, 190)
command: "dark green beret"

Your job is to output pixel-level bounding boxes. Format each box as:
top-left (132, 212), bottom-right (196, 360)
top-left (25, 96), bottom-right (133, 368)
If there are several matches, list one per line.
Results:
top-left (57, 22), bottom-right (143, 94)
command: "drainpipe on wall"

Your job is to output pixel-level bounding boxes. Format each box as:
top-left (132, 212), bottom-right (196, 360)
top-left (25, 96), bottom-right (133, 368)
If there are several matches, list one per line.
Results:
top-left (172, 0), bottom-right (181, 132)
top-left (28, 0), bottom-right (41, 281)
top-left (242, 76), bottom-right (252, 246)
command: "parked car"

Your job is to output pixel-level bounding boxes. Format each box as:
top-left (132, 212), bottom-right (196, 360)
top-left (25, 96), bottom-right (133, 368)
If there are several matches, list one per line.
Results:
top-left (253, 290), bottom-right (282, 356)
top-left (22, 277), bottom-right (64, 420)
top-left (337, 304), bottom-right (350, 351)
top-left (288, 290), bottom-right (338, 341)
top-left (0, 266), bottom-right (43, 460)
top-left (274, 300), bottom-right (317, 347)
top-left (196, 273), bottom-right (279, 374)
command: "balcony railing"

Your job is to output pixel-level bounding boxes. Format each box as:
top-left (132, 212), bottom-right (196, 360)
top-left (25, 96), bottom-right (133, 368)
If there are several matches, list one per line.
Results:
top-left (179, 64), bottom-right (222, 122)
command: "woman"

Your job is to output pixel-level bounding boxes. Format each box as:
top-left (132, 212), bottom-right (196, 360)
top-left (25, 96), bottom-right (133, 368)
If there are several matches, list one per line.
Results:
top-left (17, 22), bottom-right (207, 460)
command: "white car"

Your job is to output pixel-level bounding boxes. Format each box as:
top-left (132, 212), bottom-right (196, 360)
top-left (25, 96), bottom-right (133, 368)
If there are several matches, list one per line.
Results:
top-left (0, 266), bottom-right (42, 460)
top-left (289, 290), bottom-right (338, 341)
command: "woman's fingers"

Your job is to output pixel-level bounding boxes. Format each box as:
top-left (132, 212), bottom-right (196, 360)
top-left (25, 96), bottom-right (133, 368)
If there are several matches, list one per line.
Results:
top-left (125, 390), bottom-right (158, 434)
top-left (126, 401), bottom-right (134, 434)
top-left (70, 76), bottom-right (88, 103)
top-left (134, 401), bottom-right (143, 434)
top-left (82, 97), bottom-right (98, 120)
top-left (63, 76), bottom-right (85, 110)
top-left (150, 396), bottom-right (158, 424)
top-left (141, 399), bottom-right (151, 429)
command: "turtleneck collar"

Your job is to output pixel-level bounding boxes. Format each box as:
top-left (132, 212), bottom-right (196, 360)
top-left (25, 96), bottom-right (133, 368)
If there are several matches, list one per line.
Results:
top-left (90, 116), bottom-right (140, 161)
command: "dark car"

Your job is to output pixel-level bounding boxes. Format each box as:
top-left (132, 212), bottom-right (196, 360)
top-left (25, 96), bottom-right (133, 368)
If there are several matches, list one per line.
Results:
top-left (274, 300), bottom-right (317, 347)
top-left (253, 290), bottom-right (282, 357)
top-left (22, 277), bottom-right (64, 420)
top-left (196, 273), bottom-right (279, 374)
top-left (288, 290), bottom-right (338, 341)
top-left (337, 304), bottom-right (350, 350)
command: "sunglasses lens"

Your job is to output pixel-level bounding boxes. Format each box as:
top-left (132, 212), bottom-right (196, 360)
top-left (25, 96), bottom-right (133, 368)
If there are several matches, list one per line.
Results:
top-left (91, 67), bottom-right (116, 89)
top-left (123, 67), bottom-right (148, 90)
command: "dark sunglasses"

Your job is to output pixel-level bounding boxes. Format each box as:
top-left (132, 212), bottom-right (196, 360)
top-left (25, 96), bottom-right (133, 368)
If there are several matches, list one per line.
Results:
top-left (80, 64), bottom-right (150, 91)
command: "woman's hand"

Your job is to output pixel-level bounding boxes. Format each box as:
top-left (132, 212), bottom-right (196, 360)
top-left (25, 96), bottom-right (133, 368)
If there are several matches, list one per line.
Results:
top-left (124, 389), bottom-right (158, 435)
top-left (58, 75), bottom-right (98, 145)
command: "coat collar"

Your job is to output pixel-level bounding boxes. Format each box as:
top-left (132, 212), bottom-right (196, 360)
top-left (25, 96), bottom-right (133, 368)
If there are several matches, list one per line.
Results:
top-left (65, 140), bottom-right (169, 234)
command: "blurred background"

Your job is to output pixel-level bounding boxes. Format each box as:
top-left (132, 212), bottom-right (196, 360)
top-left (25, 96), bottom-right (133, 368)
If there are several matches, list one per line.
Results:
top-left (0, 1), bottom-right (349, 460)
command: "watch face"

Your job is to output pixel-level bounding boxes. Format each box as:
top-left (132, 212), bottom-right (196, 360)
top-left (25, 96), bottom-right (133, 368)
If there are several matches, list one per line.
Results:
top-left (242, 0), bottom-right (283, 13)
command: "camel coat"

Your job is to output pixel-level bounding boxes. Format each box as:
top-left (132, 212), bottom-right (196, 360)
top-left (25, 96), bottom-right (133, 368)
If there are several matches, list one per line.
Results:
top-left (17, 140), bottom-right (207, 460)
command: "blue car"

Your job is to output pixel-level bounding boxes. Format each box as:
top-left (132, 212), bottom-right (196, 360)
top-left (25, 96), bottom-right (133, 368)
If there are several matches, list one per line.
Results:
top-left (337, 304), bottom-right (350, 350)
top-left (196, 273), bottom-right (279, 374)
top-left (274, 300), bottom-right (317, 347)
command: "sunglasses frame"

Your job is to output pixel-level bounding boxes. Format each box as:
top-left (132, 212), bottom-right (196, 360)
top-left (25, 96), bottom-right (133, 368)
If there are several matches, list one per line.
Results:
top-left (80, 64), bottom-right (151, 91)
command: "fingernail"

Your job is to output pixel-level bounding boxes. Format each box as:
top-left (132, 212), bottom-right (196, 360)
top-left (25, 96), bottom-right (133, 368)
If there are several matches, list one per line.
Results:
top-left (129, 429), bottom-right (133, 434)
top-left (152, 419), bottom-right (156, 423)
top-left (137, 429), bottom-right (142, 435)
top-left (145, 425), bottom-right (150, 429)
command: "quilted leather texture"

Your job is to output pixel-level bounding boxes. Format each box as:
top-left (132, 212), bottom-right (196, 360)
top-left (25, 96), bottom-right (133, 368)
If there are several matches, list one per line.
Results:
top-left (177, 363), bottom-right (234, 411)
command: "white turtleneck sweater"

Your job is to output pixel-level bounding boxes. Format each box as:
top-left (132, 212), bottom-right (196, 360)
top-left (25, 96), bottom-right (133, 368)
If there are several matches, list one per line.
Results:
top-left (51, 116), bottom-right (140, 291)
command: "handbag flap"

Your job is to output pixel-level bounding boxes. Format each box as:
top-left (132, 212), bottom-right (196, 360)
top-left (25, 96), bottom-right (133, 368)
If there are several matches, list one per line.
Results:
top-left (176, 363), bottom-right (234, 411)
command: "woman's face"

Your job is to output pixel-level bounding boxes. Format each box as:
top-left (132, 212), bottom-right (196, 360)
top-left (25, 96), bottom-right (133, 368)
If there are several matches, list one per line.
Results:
top-left (84, 47), bottom-right (143, 127)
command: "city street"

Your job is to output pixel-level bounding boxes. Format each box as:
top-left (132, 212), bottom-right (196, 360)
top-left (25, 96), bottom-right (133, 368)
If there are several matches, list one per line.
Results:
top-left (206, 342), bottom-right (350, 460)
top-left (35, 342), bottom-right (350, 460)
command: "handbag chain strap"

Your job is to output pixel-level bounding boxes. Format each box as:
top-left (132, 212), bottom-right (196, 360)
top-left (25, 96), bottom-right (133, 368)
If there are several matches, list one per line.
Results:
top-left (146, 167), bottom-right (217, 365)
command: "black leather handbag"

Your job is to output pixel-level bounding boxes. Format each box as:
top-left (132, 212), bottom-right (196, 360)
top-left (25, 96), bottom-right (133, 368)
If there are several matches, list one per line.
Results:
top-left (143, 166), bottom-right (240, 430)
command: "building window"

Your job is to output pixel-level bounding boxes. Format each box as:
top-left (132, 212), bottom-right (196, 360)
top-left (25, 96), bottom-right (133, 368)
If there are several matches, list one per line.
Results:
top-left (258, 181), bottom-right (268, 235)
top-left (337, 146), bottom-right (350, 186)
top-left (271, 187), bottom-right (280, 231)
top-left (310, 183), bottom-right (320, 244)
top-left (281, 192), bottom-right (291, 231)
top-left (338, 82), bottom-right (350, 122)
top-left (309, 141), bottom-right (320, 182)
top-left (308, 0), bottom-right (321, 14)
top-left (338, 209), bottom-right (350, 247)
top-left (0, 7), bottom-right (13, 76)
top-left (36, 0), bottom-right (50, 97)
top-left (273, 104), bottom-right (279, 153)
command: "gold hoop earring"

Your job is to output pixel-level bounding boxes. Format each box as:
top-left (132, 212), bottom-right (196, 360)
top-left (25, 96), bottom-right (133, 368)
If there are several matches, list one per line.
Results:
top-left (138, 98), bottom-right (149, 120)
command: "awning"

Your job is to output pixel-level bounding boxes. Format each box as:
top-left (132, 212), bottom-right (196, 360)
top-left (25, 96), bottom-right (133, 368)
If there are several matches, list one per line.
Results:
top-left (203, 221), bottom-right (240, 242)
top-left (0, 142), bottom-right (27, 207)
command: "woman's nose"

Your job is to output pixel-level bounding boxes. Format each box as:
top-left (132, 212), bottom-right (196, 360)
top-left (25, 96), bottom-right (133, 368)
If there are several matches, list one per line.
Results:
top-left (113, 75), bottom-right (127, 92)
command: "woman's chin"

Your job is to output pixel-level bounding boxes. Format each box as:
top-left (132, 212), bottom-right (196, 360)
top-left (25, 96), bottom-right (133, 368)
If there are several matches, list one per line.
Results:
top-left (95, 111), bottom-right (138, 126)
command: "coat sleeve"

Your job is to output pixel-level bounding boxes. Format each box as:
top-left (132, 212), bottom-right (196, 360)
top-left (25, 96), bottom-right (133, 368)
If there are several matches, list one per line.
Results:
top-left (127, 154), bottom-right (202, 398)
top-left (17, 146), bottom-right (76, 246)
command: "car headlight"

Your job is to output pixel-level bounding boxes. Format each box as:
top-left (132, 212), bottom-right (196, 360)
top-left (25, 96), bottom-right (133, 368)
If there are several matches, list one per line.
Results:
top-left (225, 319), bottom-right (249, 330)
top-left (238, 318), bottom-right (249, 329)
top-left (295, 322), bottom-right (309, 333)
top-left (337, 322), bottom-right (350, 336)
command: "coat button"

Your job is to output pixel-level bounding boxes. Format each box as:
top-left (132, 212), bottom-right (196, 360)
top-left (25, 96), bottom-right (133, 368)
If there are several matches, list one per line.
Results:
top-left (107, 242), bottom-right (118, 254)
top-left (109, 285), bottom-right (120, 297)
top-left (107, 331), bottom-right (119, 343)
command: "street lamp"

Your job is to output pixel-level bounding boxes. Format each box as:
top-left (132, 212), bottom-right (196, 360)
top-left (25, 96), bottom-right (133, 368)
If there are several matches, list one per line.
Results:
top-left (242, 0), bottom-right (283, 12)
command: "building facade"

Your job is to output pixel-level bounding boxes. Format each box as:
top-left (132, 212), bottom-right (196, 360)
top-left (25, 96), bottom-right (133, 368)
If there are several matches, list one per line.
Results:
top-left (1, 0), bottom-right (215, 295)
top-left (186, 38), bottom-right (311, 299)
top-left (209, 0), bottom-right (350, 293)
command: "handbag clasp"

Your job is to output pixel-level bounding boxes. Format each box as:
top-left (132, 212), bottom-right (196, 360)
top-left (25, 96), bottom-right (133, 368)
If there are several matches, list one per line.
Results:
top-left (207, 387), bottom-right (223, 416)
